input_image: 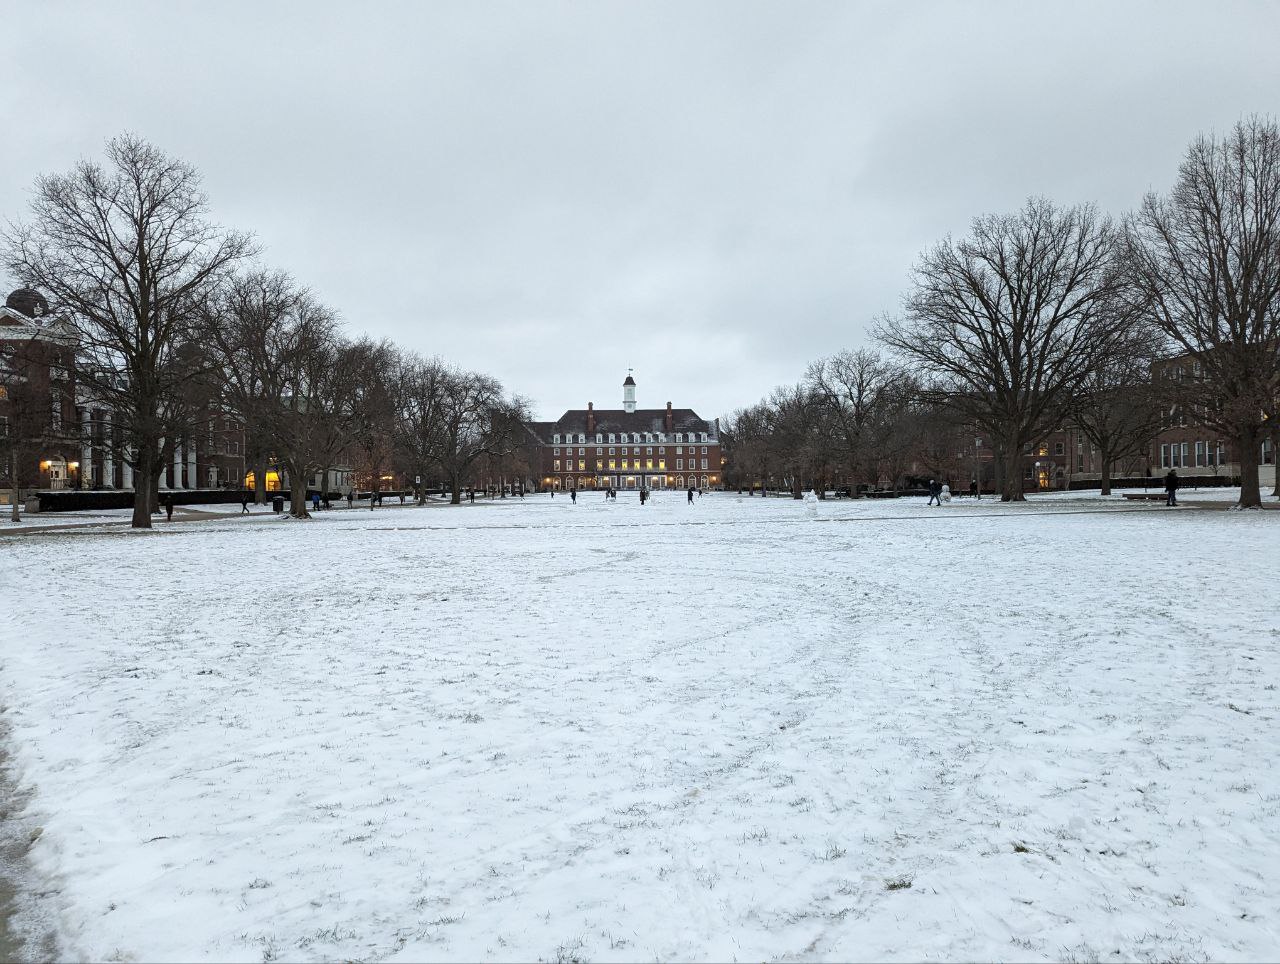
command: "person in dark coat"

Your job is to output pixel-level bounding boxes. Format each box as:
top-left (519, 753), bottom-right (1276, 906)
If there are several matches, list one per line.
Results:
top-left (927, 479), bottom-right (941, 506)
top-left (346, 490), bottom-right (354, 509)
top-left (687, 487), bottom-right (695, 504)
top-left (164, 494), bottom-right (175, 521)
top-left (969, 479), bottom-right (979, 500)
top-left (1164, 469), bottom-right (1179, 506)
top-left (570, 488), bottom-right (577, 504)
top-left (241, 493), bottom-right (250, 514)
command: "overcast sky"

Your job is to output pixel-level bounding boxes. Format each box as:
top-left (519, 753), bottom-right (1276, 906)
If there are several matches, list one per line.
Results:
top-left (2, 2), bottom-right (1277, 420)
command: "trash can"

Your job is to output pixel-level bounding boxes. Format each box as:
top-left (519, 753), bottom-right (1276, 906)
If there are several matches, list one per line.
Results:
top-left (272, 495), bottom-right (284, 513)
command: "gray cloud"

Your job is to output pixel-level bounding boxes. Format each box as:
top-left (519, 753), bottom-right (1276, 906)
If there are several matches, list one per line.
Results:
top-left (3, 1), bottom-right (1277, 419)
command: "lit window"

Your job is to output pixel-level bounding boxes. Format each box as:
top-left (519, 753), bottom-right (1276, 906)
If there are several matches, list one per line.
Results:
top-left (578, 460), bottom-right (585, 471)
top-left (553, 459), bottom-right (561, 471)
top-left (658, 460), bottom-right (666, 470)
top-left (608, 460), bottom-right (616, 470)
top-left (646, 459), bottom-right (654, 469)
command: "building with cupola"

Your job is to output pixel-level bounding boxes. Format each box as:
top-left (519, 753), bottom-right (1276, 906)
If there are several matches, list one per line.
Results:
top-left (527, 373), bottom-right (723, 492)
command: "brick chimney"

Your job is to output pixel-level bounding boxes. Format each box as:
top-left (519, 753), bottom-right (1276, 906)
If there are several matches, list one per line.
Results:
top-left (664, 401), bottom-right (673, 434)
top-left (586, 401), bottom-right (595, 435)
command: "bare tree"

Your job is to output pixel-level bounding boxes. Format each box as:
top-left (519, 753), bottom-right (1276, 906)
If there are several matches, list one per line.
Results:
top-left (877, 197), bottom-right (1126, 501)
top-left (1071, 329), bottom-right (1166, 495)
top-left (205, 269), bottom-right (300, 505)
top-left (806, 349), bottom-right (908, 491)
top-left (1124, 116), bottom-right (1280, 508)
top-left (404, 363), bottom-right (527, 505)
top-left (3, 134), bottom-right (253, 527)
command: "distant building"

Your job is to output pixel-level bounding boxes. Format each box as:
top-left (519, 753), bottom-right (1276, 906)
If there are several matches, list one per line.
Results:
top-left (528, 374), bottom-right (723, 491)
top-left (0, 288), bottom-right (82, 494)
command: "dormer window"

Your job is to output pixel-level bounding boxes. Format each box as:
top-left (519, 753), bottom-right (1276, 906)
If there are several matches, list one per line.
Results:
top-left (553, 434), bottom-right (561, 444)
top-left (578, 434), bottom-right (585, 444)
top-left (675, 433), bottom-right (683, 443)
top-left (595, 434), bottom-right (602, 443)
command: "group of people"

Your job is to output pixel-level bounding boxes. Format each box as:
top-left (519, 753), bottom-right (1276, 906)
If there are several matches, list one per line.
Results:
top-left (559, 486), bottom-right (703, 504)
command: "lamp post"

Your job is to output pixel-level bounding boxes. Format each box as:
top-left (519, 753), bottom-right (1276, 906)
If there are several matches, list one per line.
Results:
top-left (1034, 460), bottom-right (1041, 494)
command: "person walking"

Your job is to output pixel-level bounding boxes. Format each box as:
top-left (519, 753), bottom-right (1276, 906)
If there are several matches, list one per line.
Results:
top-left (164, 493), bottom-right (175, 522)
top-left (1164, 468), bottom-right (1179, 506)
top-left (469, 489), bottom-right (475, 504)
top-left (687, 487), bottom-right (695, 504)
top-left (969, 479), bottom-right (979, 500)
top-left (927, 479), bottom-right (941, 507)
top-left (240, 493), bottom-right (249, 514)
top-left (570, 488), bottom-right (577, 504)
top-left (346, 489), bottom-right (354, 509)
top-left (312, 492), bottom-right (321, 512)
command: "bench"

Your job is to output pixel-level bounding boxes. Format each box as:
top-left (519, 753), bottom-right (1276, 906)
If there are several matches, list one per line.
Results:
top-left (1123, 493), bottom-right (1168, 501)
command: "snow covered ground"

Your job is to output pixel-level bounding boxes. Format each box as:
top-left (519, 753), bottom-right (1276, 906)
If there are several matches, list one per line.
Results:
top-left (1, 493), bottom-right (1278, 962)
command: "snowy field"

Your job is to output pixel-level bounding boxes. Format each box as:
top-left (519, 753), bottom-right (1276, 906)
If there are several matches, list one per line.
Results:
top-left (1, 493), bottom-right (1279, 962)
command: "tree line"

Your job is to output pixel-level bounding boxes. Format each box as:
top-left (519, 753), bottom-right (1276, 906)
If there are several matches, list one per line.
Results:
top-left (2, 135), bottom-right (529, 528)
top-left (723, 118), bottom-right (1280, 507)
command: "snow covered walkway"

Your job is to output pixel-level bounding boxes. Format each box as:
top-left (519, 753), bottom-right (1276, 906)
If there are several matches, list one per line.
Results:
top-left (1, 494), bottom-right (1278, 961)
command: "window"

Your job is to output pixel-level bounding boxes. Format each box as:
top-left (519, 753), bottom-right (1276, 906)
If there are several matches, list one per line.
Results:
top-left (701, 446), bottom-right (708, 455)
top-left (553, 459), bottom-right (561, 471)
top-left (658, 447), bottom-right (665, 454)
top-left (1024, 466), bottom-right (1034, 479)
top-left (51, 398), bottom-right (62, 432)
top-left (576, 434), bottom-right (584, 443)
top-left (1160, 444), bottom-right (1169, 468)
top-left (553, 447), bottom-right (560, 455)
top-left (553, 434), bottom-right (560, 444)
top-left (596, 434), bottom-right (602, 444)
top-left (658, 460), bottom-right (666, 470)
top-left (608, 459), bottom-right (616, 470)
top-left (675, 433), bottom-right (683, 442)
top-left (1054, 442), bottom-right (1064, 456)
top-left (578, 460), bottom-right (585, 471)
top-left (701, 458), bottom-right (708, 470)
top-left (1036, 444), bottom-right (1048, 457)
top-left (646, 447), bottom-right (653, 455)
top-left (1076, 455), bottom-right (1084, 472)
top-left (677, 458), bottom-right (684, 470)
top-left (701, 475), bottom-right (708, 487)
top-left (1195, 441), bottom-right (1207, 466)
top-left (676, 475), bottom-right (684, 488)
top-left (645, 459), bottom-right (654, 469)
top-left (608, 433), bottom-right (615, 443)
top-left (608, 447), bottom-right (615, 455)
top-left (595, 460), bottom-right (603, 470)
top-left (675, 446), bottom-right (683, 454)
top-left (632, 434), bottom-right (639, 443)
top-left (578, 447), bottom-right (585, 456)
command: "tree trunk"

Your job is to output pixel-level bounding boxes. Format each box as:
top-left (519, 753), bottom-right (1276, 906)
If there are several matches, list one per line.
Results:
top-left (450, 474), bottom-right (461, 505)
top-left (1099, 455), bottom-right (1113, 496)
top-left (1001, 430), bottom-right (1025, 502)
top-left (131, 447), bottom-right (153, 528)
top-left (289, 464), bottom-right (309, 519)
top-left (1271, 425), bottom-right (1280, 498)
top-left (1237, 427), bottom-right (1262, 508)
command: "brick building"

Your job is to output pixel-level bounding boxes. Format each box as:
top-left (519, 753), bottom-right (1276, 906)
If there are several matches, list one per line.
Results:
top-left (528, 374), bottom-right (723, 491)
top-left (0, 288), bottom-right (82, 496)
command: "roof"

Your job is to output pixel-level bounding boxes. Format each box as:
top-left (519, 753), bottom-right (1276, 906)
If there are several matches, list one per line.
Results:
top-left (535, 408), bottom-right (716, 441)
top-left (623, 375), bottom-right (636, 386)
